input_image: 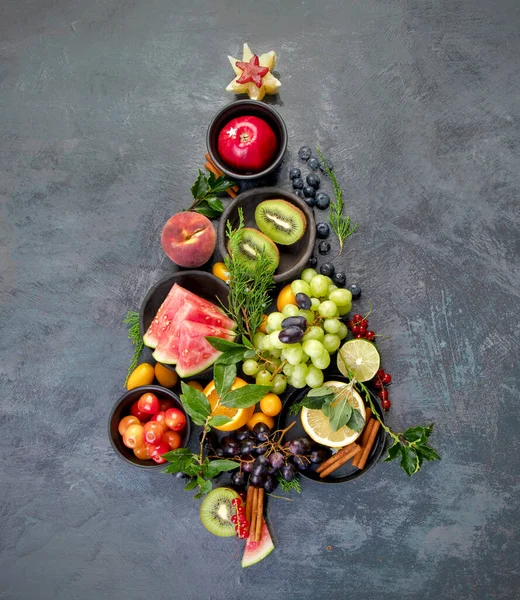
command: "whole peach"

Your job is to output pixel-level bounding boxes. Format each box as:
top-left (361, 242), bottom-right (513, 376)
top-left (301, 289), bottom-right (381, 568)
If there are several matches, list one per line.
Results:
top-left (161, 212), bottom-right (216, 268)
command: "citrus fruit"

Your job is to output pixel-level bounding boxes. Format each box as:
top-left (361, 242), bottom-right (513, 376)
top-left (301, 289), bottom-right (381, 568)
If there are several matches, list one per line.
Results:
top-left (258, 314), bottom-right (268, 334)
top-left (212, 262), bottom-right (231, 284)
top-left (337, 339), bottom-right (380, 382)
top-left (259, 393), bottom-right (282, 417)
top-left (276, 284), bottom-right (297, 312)
top-left (187, 380), bottom-right (204, 392)
top-left (127, 363), bottom-right (155, 390)
top-left (154, 363), bottom-right (178, 388)
top-left (246, 412), bottom-right (275, 431)
top-left (203, 377), bottom-right (254, 431)
top-left (301, 381), bottom-right (366, 447)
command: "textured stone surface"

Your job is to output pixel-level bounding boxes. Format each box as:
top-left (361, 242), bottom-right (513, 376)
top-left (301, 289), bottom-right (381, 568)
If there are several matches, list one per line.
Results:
top-left (1, 1), bottom-right (519, 598)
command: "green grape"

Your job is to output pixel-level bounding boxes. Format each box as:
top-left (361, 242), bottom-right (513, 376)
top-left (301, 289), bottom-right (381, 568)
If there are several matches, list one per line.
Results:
top-left (271, 374), bottom-right (287, 395)
top-left (270, 331), bottom-right (287, 349)
top-left (337, 302), bottom-right (352, 316)
top-left (323, 334), bottom-right (341, 353)
top-left (269, 348), bottom-right (282, 358)
top-left (282, 303), bottom-right (300, 317)
top-left (310, 275), bottom-right (330, 298)
top-left (310, 297), bottom-right (321, 311)
top-left (283, 363), bottom-right (295, 377)
top-left (256, 369), bottom-right (273, 386)
top-left (302, 339), bottom-right (325, 358)
top-left (318, 300), bottom-right (338, 318)
top-left (267, 312), bottom-right (284, 333)
top-left (266, 357), bottom-right (282, 373)
top-left (306, 365), bottom-right (324, 388)
top-left (291, 279), bottom-right (312, 297)
top-left (301, 350), bottom-right (311, 363)
top-left (328, 284), bottom-right (338, 295)
top-left (242, 359), bottom-right (260, 376)
top-left (323, 276), bottom-right (333, 286)
top-left (301, 268), bottom-right (318, 284)
top-left (298, 309), bottom-right (314, 324)
top-left (284, 344), bottom-right (304, 366)
top-left (312, 350), bottom-right (331, 370)
top-left (303, 326), bottom-right (325, 342)
top-left (253, 332), bottom-right (265, 349)
top-left (261, 335), bottom-right (272, 351)
top-left (338, 322), bottom-right (349, 339)
top-left (323, 318), bottom-right (342, 334)
top-left (292, 363), bottom-right (309, 379)
top-left (329, 289), bottom-right (352, 307)
top-left (289, 374), bottom-right (307, 389)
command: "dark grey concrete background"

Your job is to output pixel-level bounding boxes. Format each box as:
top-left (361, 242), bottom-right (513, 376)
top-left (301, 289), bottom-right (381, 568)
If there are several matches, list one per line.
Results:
top-left (1, 0), bottom-right (519, 598)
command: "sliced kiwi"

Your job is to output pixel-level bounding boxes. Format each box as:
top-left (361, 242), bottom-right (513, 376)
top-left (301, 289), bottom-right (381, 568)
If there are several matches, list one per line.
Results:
top-left (254, 199), bottom-right (307, 245)
top-left (228, 227), bottom-right (280, 271)
top-left (200, 487), bottom-right (240, 537)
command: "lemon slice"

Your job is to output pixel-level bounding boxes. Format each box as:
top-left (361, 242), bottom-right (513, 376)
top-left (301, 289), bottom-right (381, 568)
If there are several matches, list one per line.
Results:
top-left (337, 339), bottom-right (380, 382)
top-left (300, 381), bottom-right (366, 447)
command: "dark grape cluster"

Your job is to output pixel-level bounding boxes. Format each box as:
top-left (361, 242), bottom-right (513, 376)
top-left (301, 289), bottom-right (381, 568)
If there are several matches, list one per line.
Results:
top-left (212, 424), bottom-right (331, 492)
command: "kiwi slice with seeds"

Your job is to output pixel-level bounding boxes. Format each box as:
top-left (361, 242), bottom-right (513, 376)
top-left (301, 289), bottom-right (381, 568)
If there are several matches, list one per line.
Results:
top-left (254, 199), bottom-right (307, 245)
top-left (228, 227), bottom-right (280, 271)
top-left (200, 487), bottom-right (240, 537)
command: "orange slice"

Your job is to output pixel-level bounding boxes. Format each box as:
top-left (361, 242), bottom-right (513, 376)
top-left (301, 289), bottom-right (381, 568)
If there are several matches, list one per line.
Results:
top-left (203, 377), bottom-right (255, 431)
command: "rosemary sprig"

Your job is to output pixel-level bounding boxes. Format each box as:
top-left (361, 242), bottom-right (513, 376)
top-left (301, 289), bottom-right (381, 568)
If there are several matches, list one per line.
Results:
top-left (316, 147), bottom-right (358, 253)
top-left (123, 311), bottom-right (144, 386)
top-left (224, 208), bottom-right (276, 342)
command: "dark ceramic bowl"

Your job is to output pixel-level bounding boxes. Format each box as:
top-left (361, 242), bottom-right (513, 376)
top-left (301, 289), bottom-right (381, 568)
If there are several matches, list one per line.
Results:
top-left (217, 187), bottom-right (316, 284)
top-left (139, 271), bottom-right (232, 379)
top-left (108, 385), bottom-right (191, 469)
top-left (206, 99), bottom-right (288, 180)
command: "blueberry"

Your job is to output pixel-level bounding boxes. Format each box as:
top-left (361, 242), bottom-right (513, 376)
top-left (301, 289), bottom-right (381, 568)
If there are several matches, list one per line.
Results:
top-left (315, 192), bottom-right (330, 210)
top-left (304, 195), bottom-right (316, 208)
top-left (295, 189), bottom-right (305, 199)
top-left (349, 283), bottom-right (362, 300)
top-left (320, 263), bottom-right (335, 277)
top-left (289, 167), bottom-right (301, 180)
top-left (308, 255), bottom-right (318, 268)
top-left (306, 174), bottom-right (320, 189)
top-left (308, 157), bottom-right (319, 171)
top-left (319, 159), bottom-right (333, 173)
top-left (318, 241), bottom-right (331, 255)
top-left (316, 222), bottom-right (330, 239)
top-left (292, 178), bottom-right (304, 190)
top-left (333, 272), bottom-right (346, 287)
top-left (298, 146), bottom-right (312, 161)
top-left (303, 185), bottom-right (316, 198)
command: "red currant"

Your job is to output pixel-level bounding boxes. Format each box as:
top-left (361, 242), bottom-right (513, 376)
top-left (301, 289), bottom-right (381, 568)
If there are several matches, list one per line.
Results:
top-left (376, 369), bottom-right (385, 379)
top-left (347, 320), bottom-right (355, 330)
top-left (351, 325), bottom-right (361, 334)
top-left (382, 398), bottom-right (391, 410)
top-left (231, 515), bottom-right (238, 524)
top-left (355, 333), bottom-right (365, 339)
top-left (378, 389), bottom-right (389, 401)
top-left (373, 379), bottom-right (383, 390)
top-left (382, 373), bottom-right (392, 385)
top-left (359, 326), bottom-right (367, 336)
top-left (360, 319), bottom-right (368, 329)
top-left (365, 330), bottom-right (375, 341)
top-left (352, 313), bottom-right (363, 323)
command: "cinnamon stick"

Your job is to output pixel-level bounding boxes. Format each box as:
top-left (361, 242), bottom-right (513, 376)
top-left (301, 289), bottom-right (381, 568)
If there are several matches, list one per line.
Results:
top-left (319, 444), bottom-right (362, 478)
top-left (254, 488), bottom-right (264, 542)
top-left (245, 485), bottom-right (254, 525)
top-left (204, 162), bottom-right (237, 198)
top-left (204, 153), bottom-right (240, 194)
top-left (316, 442), bottom-right (356, 474)
top-left (248, 487), bottom-right (258, 540)
top-left (352, 418), bottom-right (376, 468)
top-left (356, 420), bottom-right (381, 470)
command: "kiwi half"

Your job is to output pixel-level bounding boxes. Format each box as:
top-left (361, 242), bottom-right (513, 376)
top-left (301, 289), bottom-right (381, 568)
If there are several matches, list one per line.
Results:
top-left (228, 227), bottom-right (280, 271)
top-left (200, 487), bottom-right (240, 537)
top-left (254, 199), bottom-right (307, 245)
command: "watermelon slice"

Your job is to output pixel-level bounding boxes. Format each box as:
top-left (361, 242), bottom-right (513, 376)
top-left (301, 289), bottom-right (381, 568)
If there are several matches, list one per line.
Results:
top-left (241, 521), bottom-right (275, 568)
top-left (143, 284), bottom-right (236, 349)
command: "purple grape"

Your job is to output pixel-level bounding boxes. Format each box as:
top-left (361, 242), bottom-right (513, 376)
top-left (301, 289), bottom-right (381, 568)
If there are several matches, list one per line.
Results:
top-left (295, 293), bottom-right (311, 310)
top-left (231, 471), bottom-right (247, 487)
top-left (281, 316), bottom-right (307, 331)
top-left (292, 455), bottom-right (310, 471)
top-left (309, 448), bottom-right (331, 464)
top-left (252, 455), bottom-right (269, 476)
top-left (253, 442), bottom-right (268, 456)
top-left (264, 475), bottom-right (277, 493)
top-left (280, 463), bottom-right (297, 482)
top-left (221, 436), bottom-right (239, 457)
top-left (269, 452), bottom-right (285, 470)
top-left (241, 456), bottom-right (254, 473)
top-left (279, 326), bottom-right (304, 344)
top-left (253, 422), bottom-right (271, 442)
top-left (235, 428), bottom-right (252, 442)
top-left (239, 439), bottom-right (255, 455)
top-left (249, 473), bottom-right (267, 487)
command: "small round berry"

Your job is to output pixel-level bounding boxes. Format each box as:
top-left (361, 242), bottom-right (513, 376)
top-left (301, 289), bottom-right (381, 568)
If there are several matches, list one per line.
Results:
top-left (360, 319), bottom-right (368, 329)
top-left (333, 272), bottom-right (346, 287)
top-left (382, 373), bottom-right (392, 385)
top-left (378, 389), bottom-right (389, 401)
top-left (373, 379), bottom-right (383, 390)
top-left (308, 157), bottom-right (319, 170)
top-left (320, 263), bottom-right (335, 277)
top-left (303, 185), bottom-right (316, 198)
top-left (231, 515), bottom-right (238, 524)
top-left (316, 222), bottom-right (330, 239)
top-left (306, 174), bottom-right (321, 189)
top-left (319, 159), bottom-right (333, 173)
top-left (359, 326), bottom-right (367, 336)
top-left (355, 333), bottom-right (364, 339)
top-left (304, 195), bottom-right (316, 208)
top-left (351, 325), bottom-right (361, 334)
top-left (382, 398), bottom-right (391, 411)
top-left (349, 283), bottom-right (362, 300)
top-left (365, 330), bottom-right (376, 341)
top-left (318, 241), bottom-right (331, 255)
top-left (352, 314), bottom-right (363, 322)
top-left (347, 320), bottom-right (354, 330)
top-left (295, 189), bottom-right (305, 199)
top-left (308, 255), bottom-right (318, 268)
top-left (298, 146), bottom-right (312, 161)
top-left (292, 178), bottom-right (304, 190)
top-left (289, 167), bottom-right (301, 180)
top-left (315, 192), bottom-right (330, 210)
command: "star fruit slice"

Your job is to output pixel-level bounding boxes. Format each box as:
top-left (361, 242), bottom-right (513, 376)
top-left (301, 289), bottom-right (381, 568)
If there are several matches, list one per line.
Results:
top-left (226, 43), bottom-right (281, 101)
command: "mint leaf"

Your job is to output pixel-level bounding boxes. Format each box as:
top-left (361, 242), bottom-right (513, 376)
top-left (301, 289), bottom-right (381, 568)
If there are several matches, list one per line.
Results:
top-left (214, 363), bottom-right (237, 399)
top-left (161, 449), bottom-right (198, 474)
top-left (191, 169), bottom-right (210, 199)
top-left (328, 398), bottom-right (352, 432)
top-left (206, 337), bottom-right (244, 352)
top-left (221, 385), bottom-right (271, 409)
top-left (215, 348), bottom-right (247, 365)
top-left (180, 381), bottom-right (211, 425)
top-left (346, 408), bottom-right (365, 433)
top-left (198, 479), bottom-right (213, 495)
top-left (242, 336), bottom-right (254, 349)
top-left (208, 415), bottom-right (232, 427)
top-left (184, 478), bottom-right (198, 491)
top-left (307, 387), bottom-right (336, 398)
top-left (205, 459), bottom-right (239, 479)
top-left (301, 394), bottom-right (334, 410)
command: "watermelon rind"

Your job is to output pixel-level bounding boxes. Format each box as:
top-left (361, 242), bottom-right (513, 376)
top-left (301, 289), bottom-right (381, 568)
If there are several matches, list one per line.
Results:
top-left (241, 521), bottom-right (275, 568)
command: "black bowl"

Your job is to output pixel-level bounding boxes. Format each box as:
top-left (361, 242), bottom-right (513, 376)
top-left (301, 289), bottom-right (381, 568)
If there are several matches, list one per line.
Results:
top-left (139, 271), bottom-right (231, 379)
top-left (276, 378), bottom-right (386, 483)
top-left (206, 99), bottom-right (288, 180)
top-left (108, 385), bottom-right (191, 469)
top-left (217, 187), bottom-right (316, 284)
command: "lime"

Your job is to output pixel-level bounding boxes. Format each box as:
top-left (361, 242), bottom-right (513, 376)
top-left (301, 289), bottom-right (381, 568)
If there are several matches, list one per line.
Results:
top-left (337, 339), bottom-right (380, 382)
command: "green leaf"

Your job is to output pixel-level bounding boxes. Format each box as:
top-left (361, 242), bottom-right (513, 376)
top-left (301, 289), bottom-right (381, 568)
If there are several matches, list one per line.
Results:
top-left (205, 459), bottom-right (239, 479)
top-left (184, 478), bottom-right (198, 491)
top-left (322, 402), bottom-right (332, 418)
top-left (200, 479), bottom-right (213, 494)
top-left (193, 491), bottom-right (204, 499)
top-left (242, 336), bottom-right (254, 349)
top-left (289, 402), bottom-right (303, 416)
top-left (161, 449), bottom-right (198, 474)
top-left (206, 337), bottom-right (245, 352)
top-left (193, 201), bottom-right (221, 219)
top-left (205, 195), bottom-right (224, 213)
top-left (220, 385), bottom-right (271, 409)
top-left (208, 415), bottom-right (233, 427)
top-left (328, 399), bottom-right (352, 432)
top-left (243, 349), bottom-right (257, 359)
top-left (180, 381), bottom-right (211, 424)
top-left (384, 440), bottom-right (402, 462)
top-left (346, 408), bottom-right (365, 433)
top-left (209, 175), bottom-right (236, 194)
top-left (214, 363), bottom-right (237, 399)
top-left (415, 444), bottom-right (441, 462)
top-left (215, 348), bottom-right (247, 365)
top-left (403, 425), bottom-right (428, 444)
top-left (307, 386), bottom-right (336, 398)
top-left (191, 169), bottom-right (210, 199)
top-left (400, 445), bottom-right (420, 476)
top-left (301, 394), bottom-right (334, 410)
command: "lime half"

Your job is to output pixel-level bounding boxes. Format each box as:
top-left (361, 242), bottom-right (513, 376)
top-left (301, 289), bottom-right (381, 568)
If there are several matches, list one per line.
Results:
top-left (337, 339), bottom-right (380, 382)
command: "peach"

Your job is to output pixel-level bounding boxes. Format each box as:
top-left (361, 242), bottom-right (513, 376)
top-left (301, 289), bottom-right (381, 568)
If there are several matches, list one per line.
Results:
top-left (161, 212), bottom-right (216, 268)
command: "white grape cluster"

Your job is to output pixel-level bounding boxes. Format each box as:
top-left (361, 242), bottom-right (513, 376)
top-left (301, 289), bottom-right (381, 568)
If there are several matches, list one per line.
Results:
top-left (242, 268), bottom-right (352, 392)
